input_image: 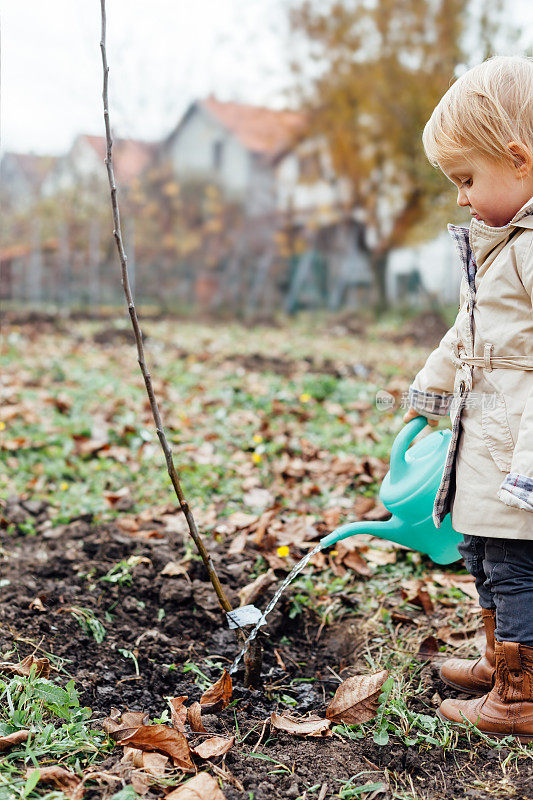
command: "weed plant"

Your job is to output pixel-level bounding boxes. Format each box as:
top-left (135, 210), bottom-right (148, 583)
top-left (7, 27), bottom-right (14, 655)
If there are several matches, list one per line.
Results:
top-left (0, 668), bottom-right (110, 799)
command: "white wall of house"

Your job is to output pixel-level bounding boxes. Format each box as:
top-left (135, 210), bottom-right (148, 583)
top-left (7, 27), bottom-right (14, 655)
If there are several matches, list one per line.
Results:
top-left (0, 156), bottom-right (34, 208)
top-left (387, 231), bottom-right (462, 305)
top-left (167, 108), bottom-right (251, 200)
top-left (43, 138), bottom-right (104, 195)
top-left (275, 139), bottom-right (352, 224)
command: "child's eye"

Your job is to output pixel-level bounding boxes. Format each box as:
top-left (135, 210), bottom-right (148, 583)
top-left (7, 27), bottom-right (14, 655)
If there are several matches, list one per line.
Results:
top-left (461, 178), bottom-right (473, 188)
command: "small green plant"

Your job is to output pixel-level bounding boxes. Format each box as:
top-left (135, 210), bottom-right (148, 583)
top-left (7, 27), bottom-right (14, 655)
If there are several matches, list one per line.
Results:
top-left (118, 648), bottom-right (140, 677)
top-left (67, 606), bottom-right (106, 643)
top-left (0, 669), bottom-right (110, 797)
top-left (100, 555), bottom-right (148, 586)
top-left (182, 658), bottom-right (224, 691)
top-left (337, 776), bottom-right (387, 799)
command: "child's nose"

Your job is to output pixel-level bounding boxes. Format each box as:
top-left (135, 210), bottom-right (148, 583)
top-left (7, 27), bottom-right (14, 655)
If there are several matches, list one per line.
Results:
top-left (457, 188), bottom-right (469, 207)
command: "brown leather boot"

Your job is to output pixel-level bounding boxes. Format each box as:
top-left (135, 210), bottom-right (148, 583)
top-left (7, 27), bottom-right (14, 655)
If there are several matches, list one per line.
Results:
top-left (437, 641), bottom-right (533, 742)
top-left (440, 608), bottom-right (496, 695)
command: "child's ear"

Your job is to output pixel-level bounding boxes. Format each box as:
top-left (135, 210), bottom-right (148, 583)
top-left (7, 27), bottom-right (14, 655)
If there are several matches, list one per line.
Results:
top-left (507, 141), bottom-right (533, 176)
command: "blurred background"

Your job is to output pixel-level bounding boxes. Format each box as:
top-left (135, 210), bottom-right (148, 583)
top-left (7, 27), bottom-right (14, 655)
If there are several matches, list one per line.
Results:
top-left (2, 0), bottom-right (533, 319)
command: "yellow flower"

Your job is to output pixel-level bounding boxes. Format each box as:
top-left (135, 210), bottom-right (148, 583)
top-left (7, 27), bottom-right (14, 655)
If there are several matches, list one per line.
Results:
top-left (253, 434), bottom-right (263, 444)
top-left (60, 482), bottom-right (69, 491)
top-left (252, 453), bottom-right (262, 464)
top-left (0, 421), bottom-right (5, 431)
top-left (277, 545), bottom-right (290, 558)
top-left (299, 393), bottom-right (311, 403)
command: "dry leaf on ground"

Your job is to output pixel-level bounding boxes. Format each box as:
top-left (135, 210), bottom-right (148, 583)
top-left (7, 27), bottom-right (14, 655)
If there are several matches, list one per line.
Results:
top-left (161, 562), bottom-right (189, 577)
top-left (334, 541), bottom-right (372, 576)
top-left (25, 766), bottom-right (82, 800)
top-left (0, 654), bottom-right (50, 678)
top-left (141, 751), bottom-right (168, 776)
top-left (200, 670), bottom-right (232, 711)
top-left (169, 696), bottom-right (188, 732)
top-left (110, 724), bottom-right (193, 770)
top-left (270, 713), bottom-right (331, 737)
top-left (364, 546), bottom-right (397, 566)
top-left (192, 735), bottom-right (235, 759)
top-left (166, 772), bottom-right (226, 799)
top-left (431, 573), bottom-right (478, 602)
top-left (0, 730), bottom-right (30, 752)
top-left (188, 702), bottom-right (208, 733)
top-left (326, 670), bottom-right (389, 724)
top-left (121, 711), bottom-right (149, 728)
top-left (238, 569), bottom-right (276, 607)
top-left (417, 636), bottom-right (444, 659)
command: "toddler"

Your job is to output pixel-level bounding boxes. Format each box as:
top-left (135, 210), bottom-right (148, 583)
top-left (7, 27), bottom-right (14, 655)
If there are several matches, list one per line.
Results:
top-left (404, 55), bottom-right (533, 740)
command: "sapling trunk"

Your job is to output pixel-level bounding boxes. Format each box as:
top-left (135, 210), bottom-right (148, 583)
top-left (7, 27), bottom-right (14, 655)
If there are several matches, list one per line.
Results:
top-left (98, 2), bottom-right (264, 687)
top-left (98, 0), bottom-right (232, 615)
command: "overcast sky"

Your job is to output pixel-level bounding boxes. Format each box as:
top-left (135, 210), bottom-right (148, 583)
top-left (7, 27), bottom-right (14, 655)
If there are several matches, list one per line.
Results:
top-left (2, 0), bottom-right (533, 156)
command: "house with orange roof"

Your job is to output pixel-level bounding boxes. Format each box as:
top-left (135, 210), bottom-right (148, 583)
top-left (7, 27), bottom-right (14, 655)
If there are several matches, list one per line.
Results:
top-left (160, 96), bottom-right (307, 218)
top-left (0, 153), bottom-right (58, 210)
top-left (42, 134), bottom-right (157, 196)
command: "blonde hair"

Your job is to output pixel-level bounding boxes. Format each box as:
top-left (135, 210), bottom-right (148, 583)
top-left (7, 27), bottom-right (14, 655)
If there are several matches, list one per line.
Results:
top-left (423, 56), bottom-right (533, 168)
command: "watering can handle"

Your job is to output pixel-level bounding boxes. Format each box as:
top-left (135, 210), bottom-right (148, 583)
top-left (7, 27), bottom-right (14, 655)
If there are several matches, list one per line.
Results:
top-left (389, 416), bottom-right (428, 484)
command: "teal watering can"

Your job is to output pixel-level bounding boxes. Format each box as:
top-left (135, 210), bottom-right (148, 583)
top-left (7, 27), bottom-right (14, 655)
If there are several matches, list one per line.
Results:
top-left (320, 416), bottom-right (462, 564)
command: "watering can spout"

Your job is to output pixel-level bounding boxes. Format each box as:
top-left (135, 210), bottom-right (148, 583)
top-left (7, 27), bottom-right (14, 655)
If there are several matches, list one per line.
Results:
top-left (320, 515), bottom-right (404, 550)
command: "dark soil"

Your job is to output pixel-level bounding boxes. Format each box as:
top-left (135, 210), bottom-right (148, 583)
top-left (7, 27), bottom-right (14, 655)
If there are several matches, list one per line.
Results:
top-left (1, 498), bottom-right (532, 799)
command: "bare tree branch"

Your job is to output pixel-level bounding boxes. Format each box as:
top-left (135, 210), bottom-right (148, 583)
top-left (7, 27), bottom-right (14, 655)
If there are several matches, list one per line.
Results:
top-left (98, 0), bottom-right (232, 614)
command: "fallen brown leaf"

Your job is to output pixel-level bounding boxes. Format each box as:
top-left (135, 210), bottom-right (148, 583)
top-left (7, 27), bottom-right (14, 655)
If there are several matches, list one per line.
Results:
top-left (431, 573), bottom-right (478, 602)
top-left (326, 670), bottom-right (389, 724)
top-left (412, 587), bottom-right (435, 614)
top-left (120, 711), bottom-right (150, 728)
top-left (121, 746), bottom-right (145, 767)
top-left (110, 725), bottom-right (193, 770)
top-left (141, 751), bottom-right (168, 776)
top-left (161, 562), bottom-right (189, 577)
top-left (166, 772), bottom-right (226, 800)
top-left (116, 517), bottom-right (140, 532)
top-left (362, 503), bottom-right (390, 522)
top-left (238, 569), bottom-right (276, 607)
top-left (335, 541), bottom-right (372, 576)
top-left (192, 735), bottom-right (235, 759)
top-left (390, 610), bottom-right (416, 625)
top-left (270, 712), bottom-right (331, 737)
top-left (0, 654), bottom-right (50, 679)
top-left (364, 546), bottom-right (397, 566)
top-left (200, 670), bottom-right (232, 711)
top-left (417, 636), bottom-right (444, 659)
top-left (29, 596), bottom-right (47, 612)
top-left (0, 730), bottom-right (30, 752)
top-left (188, 702), bottom-right (207, 733)
top-left (25, 766), bottom-right (82, 800)
top-left (169, 696), bottom-right (188, 733)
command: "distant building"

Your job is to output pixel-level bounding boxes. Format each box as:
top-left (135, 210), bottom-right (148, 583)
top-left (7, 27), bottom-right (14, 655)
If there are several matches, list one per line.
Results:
top-left (0, 152), bottom-right (57, 210)
top-left (274, 135), bottom-right (353, 226)
top-left (160, 96), bottom-right (306, 217)
top-left (387, 231), bottom-right (461, 305)
top-left (42, 134), bottom-right (157, 196)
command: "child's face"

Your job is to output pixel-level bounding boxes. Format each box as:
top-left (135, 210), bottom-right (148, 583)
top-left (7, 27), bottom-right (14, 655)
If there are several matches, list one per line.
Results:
top-left (441, 156), bottom-right (533, 228)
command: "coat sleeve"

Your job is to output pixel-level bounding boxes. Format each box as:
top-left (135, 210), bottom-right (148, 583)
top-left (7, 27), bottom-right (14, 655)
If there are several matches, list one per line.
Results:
top-left (407, 279), bottom-right (468, 418)
top-left (498, 234), bottom-right (533, 513)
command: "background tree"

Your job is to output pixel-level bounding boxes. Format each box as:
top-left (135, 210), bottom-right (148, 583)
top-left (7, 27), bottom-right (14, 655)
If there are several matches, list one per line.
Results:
top-left (289, 0), bottom-right (509, 309)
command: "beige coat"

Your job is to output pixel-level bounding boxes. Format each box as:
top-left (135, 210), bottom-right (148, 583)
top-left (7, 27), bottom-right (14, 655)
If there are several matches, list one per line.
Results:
top-left (409, 199), bottom-right (533, 538)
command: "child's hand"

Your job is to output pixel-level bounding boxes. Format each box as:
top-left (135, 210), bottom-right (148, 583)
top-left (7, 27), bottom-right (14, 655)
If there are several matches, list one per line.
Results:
top-left (403, 407), bottom-right (439, 427)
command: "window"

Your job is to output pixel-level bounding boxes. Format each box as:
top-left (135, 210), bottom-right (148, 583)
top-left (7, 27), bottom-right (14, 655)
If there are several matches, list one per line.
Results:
top-left (298, 152), bottom-right (322, 182)
top-left (212, 140), bottom-right (224, 171)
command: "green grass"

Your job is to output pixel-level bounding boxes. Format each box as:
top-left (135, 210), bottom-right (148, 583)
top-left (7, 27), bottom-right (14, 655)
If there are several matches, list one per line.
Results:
top-left (2, 317), bottom-right (427, 528)
top-left (0, 668), bottom-right (110, 799)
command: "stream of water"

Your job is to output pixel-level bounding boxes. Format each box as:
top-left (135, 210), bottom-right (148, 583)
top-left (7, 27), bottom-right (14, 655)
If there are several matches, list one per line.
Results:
top-left (229, 542), bottom-right (323, 674)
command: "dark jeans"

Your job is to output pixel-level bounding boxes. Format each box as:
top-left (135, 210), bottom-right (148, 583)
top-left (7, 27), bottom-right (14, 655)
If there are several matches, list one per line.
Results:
top-left (459, 535), bottom-right (533, 646)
